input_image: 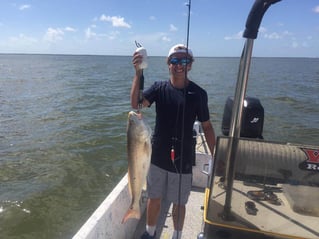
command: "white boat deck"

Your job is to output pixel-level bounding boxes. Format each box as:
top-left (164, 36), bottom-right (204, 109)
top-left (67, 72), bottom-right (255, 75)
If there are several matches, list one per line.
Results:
top-left (133, 187), bottom-right (206, 239)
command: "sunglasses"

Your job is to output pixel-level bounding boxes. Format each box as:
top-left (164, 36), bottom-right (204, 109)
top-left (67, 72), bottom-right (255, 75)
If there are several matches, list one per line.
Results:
top-left (169, 57), bottom-right (192, 66)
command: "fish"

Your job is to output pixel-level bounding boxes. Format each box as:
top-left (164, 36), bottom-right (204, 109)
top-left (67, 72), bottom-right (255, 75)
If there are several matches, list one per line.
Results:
top-left (122, 111), bottom-right (152, 224)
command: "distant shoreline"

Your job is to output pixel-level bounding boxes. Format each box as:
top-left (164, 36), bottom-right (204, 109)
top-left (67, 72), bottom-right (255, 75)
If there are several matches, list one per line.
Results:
top-left (0, 53), bottom-right (317, 59)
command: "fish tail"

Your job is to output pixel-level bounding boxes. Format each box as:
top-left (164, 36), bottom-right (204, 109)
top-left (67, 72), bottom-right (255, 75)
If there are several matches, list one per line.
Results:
top-left (121, 207), bottom-right (141, 224)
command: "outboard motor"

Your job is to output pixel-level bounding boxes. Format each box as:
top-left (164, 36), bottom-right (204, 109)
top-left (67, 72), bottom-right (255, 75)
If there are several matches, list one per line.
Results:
top-left (221, 96), bottom-right (264, 139)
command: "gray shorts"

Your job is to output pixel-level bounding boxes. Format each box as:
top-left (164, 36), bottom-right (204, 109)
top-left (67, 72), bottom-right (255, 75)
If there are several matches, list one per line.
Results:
top-left (147, 164), bottom-right (192, 205)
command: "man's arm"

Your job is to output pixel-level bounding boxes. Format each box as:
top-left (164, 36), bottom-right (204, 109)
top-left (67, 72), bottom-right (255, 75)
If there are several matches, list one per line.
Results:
top-left (201, 120), bottom-right (216, 156)
top-left (131, 52), bottom-right (150, 109)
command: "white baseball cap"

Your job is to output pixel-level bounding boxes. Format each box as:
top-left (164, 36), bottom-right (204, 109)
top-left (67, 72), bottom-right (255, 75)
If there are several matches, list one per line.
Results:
top-left (167, 44), bottom-right (193, 58)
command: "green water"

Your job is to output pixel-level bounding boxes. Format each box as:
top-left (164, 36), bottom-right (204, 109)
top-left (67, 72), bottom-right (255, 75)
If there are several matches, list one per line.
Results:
top-left (0, 55), bottom-right (318, 238)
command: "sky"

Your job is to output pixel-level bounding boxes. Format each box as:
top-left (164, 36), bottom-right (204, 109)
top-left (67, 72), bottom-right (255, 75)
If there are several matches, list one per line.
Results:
top-left (0, 0), bottom-right (318, 57)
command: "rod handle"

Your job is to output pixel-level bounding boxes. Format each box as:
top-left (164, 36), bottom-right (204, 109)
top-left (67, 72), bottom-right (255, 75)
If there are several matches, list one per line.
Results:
top-left (243, 0), bottom-right (281, 39)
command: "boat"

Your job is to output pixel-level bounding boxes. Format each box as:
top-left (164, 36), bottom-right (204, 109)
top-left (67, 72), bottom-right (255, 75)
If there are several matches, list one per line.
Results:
top-left (72, 122), bottom-right (319, 239)
top-left (72, 121), bottom-right (211, 239)
top-left (73, 1), bottom-right (318, 238)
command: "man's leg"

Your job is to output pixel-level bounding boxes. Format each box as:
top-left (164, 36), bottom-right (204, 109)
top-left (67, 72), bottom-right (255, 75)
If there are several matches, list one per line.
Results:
top-left (141, 198), bottom-right (161, 238)
top-left (146, 198), bottom-right (161, 227)
top-left (142, 165), bottom-right (166, 238)
top-left (172, 204), bottom-right (185, 230)
top-left (167, 172), bottom-right (192, 239)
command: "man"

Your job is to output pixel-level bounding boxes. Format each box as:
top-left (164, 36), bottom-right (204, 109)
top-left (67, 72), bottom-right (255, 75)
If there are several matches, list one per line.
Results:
top-left (131, 44), bottom-right (216, 239)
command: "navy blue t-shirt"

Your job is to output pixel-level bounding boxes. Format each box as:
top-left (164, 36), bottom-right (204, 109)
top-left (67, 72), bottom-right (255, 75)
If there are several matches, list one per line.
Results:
top-left (144, 80), bottom-right (210, 173)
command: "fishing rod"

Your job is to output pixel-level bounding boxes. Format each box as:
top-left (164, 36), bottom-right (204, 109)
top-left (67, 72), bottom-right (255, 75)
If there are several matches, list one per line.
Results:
top-left (185, 0), bottom-right (191, 52)
top-left (175, 0), bottom-right (192, 238)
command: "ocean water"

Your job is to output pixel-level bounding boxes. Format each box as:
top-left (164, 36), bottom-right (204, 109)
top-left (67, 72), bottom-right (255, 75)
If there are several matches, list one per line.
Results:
top-left (0, 54), bottom-right (318, 238)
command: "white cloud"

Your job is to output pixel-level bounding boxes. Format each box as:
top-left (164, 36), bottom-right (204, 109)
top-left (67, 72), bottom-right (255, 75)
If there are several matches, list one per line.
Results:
top-left (149, 16), bottom-right (156, 21)
top-left (132, 32), bottom-right (171, 46)
top-left (64, 27), bottom-right (76, 32)
top-left (292, 41), bottom-right (298, 48)
top-left (85, 27), bottom-right (97, 39)
top-left (43, 27), bottom-right (76, 42)
top-left (259, 26), bottom-right (267, 33)
top-left (0, 34), bottom-right (39, 53)
top-left (9, 34), bottom-right (37, 44)
top-left (224, 31), bottom-right (243, 40)
top-left (108, 31), bottom-right (120, 40)
top-left (162, 36), bottom-right (171, 42)
top-left (313, 5), bottom-right (319, 13)
top-left (169, 24), bottom-right (178, 32)
top-left (263, 30), bottom-right (292, 39)
top-left (19, 4), bottom-right (31, 10)
top-left (43, 28), bottom-right (64, 42)
top-left (225, 27), bottom-right (293, 41)
top-left (100, 14), bottom-right (131, 28)
top-left (264, 32), bottom-right (281, 39)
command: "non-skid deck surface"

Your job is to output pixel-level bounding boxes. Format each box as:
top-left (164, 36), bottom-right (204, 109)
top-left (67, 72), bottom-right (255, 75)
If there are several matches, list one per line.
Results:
top-left (133, 187), bottom-right (205, 239)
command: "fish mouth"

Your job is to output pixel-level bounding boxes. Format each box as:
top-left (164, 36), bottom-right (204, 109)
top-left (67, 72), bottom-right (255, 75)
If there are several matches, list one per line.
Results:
top-left (128, 110), bottom-right (142, 120)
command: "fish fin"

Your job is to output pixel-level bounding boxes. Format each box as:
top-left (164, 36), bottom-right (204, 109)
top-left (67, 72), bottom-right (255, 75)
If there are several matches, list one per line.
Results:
top-left (121, 208), bottom-right (141, 224)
